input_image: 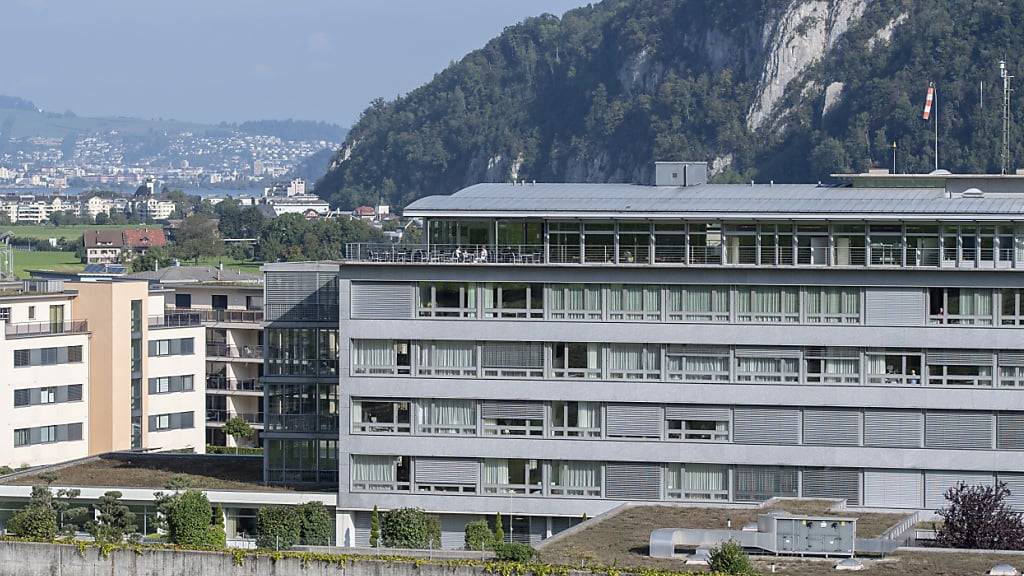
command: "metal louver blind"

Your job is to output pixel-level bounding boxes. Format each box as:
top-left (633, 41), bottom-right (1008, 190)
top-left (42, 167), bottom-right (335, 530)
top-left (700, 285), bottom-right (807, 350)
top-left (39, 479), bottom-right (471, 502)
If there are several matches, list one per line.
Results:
top-left (414, 458), bottom-right (480, 485)
top-left (999, 352), bottom-right (1024, 367)
top-left (605, 404), bottom-right (663, 438)
top-left (802, 468), bottom-right (861, 506)
top-left (803, 409), bottom-right (860, 446)
top-left (733, 407), bottom-right (800, 445)
top-left (67, 384), bottom-right (83, 402)
top-left (864, 410), bottom-right (922, 448)
top-left (925, 411), bottom-right (993, 449)
top-left (864, 288), bottom-right (925, 326)
top-left (925, 472), bottom-right (994, 509)
top-left (480, 402), bottom-right (544, 420)
top-left (605, 463), bottom-right (662, 500)
top-left (864, 470), bottom-right (922, 508)
top-left (266, 271), bottom-right (336, 321)
top-left (13, 389), bottom-right (29, 407)
top-left (998, 475), bottom-right (1024, 510)
top-left (735, 348), bottom-right (801, 359)
top-left (351, 282), bottom-right (414, 319)
top-left (664, 405), bottom-right (732, 421)
top-left (997, 413), bottom-right (1024, 450)
top-left (481, 342), bottom-right (544, 368)
top-left (67, 422), bottom-right (83, 441)
top-left (926, 351), bottom-right (993, 365)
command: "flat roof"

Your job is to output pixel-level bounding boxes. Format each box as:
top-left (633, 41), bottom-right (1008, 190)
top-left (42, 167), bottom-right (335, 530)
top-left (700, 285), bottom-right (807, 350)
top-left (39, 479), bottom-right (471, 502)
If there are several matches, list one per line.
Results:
top-left (404, 182), bottom-right (1024, 219)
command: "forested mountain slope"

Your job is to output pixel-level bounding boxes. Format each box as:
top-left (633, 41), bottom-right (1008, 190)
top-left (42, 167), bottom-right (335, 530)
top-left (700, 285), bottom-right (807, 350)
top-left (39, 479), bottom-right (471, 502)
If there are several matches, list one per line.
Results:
top-left (318, 0), bottom-right (1024, 209)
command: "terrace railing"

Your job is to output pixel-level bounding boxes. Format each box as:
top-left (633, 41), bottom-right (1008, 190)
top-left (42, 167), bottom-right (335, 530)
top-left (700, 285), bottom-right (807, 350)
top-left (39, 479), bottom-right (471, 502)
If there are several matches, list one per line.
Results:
top-left (206, 376), bottom-right (263, 392)
top-left (206, 343), bottom-right (263, 359)
top-left (5, 320), bottom-right (88, 338)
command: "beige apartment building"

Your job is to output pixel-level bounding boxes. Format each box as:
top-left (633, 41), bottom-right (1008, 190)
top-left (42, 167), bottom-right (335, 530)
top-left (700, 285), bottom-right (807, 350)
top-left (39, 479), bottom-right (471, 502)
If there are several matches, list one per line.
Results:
top-left (130, 266), bottom-right (263, 449)
top-left (0, 278), bottom-right (205, 469)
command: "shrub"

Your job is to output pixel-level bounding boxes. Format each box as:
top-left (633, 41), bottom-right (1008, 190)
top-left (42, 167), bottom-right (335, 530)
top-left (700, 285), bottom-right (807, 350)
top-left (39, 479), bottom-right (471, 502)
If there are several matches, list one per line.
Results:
top-left (86, 491), bottom-right (137, 543)
top-left (381, 507), bottom-right (441, 549)
top-left (7, 504), bottom-right (57, 540)
top-left (370, 505), bottom-right (380, 547)
top-left (937, 481), bottom-right (1024, 550)
top-left (0, 466), bottom-right (12, 476)
top-left (297, 502), bottom-right (332, 546)
top-left (160, 490), bottom-right (224, 549)
top-left (493, 511), bottom-right (505, 544)
top-left (205, 445), bottom-right (263, 456)
top-left (494, 541), bottom-right (535, 562)
top-left (708, 540), bottom-right (755, 575)
top-left (257, 506), bottom-right (302, 549)
top-left (464, 519), bottom-right (493, 551)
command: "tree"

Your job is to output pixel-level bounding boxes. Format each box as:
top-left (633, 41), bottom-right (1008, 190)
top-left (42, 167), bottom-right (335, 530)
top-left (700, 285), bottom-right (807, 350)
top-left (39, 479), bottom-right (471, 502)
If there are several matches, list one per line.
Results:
top-left (157, 489), bottom-right (225, 549)
top-left (130, 246), bottom-right (171, 272)
top-left (464, 519), bottom-right (493, 551)
top-left (7, 485), bottom-right (58, 540)
top-left (94, 211), bottom-right (109, 225)
top-left (222, 416), bottom-right (254, 454)
top-left (708, 540), bottom-right (755, 575)
top-left (370, 505), bottom-right (381, 547)
top-left (297, 502), bottom-right (332, 546)
top-left (493, 511), bottom-right (505, 544)
top-left (380, 508), bottom-right (440, 549)
top-left (173, 214), bottom-right (223, 263)
top-left (85, 491), bottom-right (137, 543)
top-left (936, 481), bottom-right (1024, 550)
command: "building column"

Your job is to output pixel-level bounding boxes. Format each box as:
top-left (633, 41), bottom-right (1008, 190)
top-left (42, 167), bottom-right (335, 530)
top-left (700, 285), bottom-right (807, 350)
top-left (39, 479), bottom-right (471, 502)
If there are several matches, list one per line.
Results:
top-left (336, 510), bottom-right (355, 547)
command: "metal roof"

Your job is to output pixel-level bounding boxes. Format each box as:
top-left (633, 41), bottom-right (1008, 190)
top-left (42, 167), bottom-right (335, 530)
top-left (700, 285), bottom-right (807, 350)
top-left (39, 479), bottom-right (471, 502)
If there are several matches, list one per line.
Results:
top-left (403, 182), bottom-right (1024, 218)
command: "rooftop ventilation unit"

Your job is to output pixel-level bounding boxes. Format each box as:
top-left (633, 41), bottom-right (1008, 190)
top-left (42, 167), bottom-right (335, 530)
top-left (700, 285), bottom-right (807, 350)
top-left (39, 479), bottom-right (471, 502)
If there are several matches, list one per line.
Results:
top-left (655, 161), bottom-right (707, 187)
top-left (989, 565), bottom-right (1020, 576)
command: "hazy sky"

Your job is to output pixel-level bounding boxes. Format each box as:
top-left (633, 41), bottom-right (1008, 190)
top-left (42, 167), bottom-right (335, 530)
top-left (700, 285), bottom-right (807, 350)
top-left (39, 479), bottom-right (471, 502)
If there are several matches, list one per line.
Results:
top-left (1, 0), bottom-right (587, 126)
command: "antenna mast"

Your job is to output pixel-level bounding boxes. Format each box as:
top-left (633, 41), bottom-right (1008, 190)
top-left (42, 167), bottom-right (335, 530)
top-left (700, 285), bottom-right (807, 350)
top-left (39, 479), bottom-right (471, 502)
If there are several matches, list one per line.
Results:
top-left (1001, 60), bottom-right (1014, 175)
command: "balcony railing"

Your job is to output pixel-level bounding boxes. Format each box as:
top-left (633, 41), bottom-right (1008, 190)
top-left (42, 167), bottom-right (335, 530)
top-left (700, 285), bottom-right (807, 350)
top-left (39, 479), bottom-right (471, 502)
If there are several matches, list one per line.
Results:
top-left (265, 414), bottom-right (338, 433)
top-left (148, 311), bottom-right (203, 328)
top-left (5, 320), bottom-right (88, 338)
top-left (206, 409), bottom-right (263, 425)
top-left (345, 242), bottom-right (1022, 269)
top-left (168, 308), bottom-right (264, 324)
top-left (206, 376), bottom-right (263, 392)
top-left (206, 344), bottom-right (263, 359)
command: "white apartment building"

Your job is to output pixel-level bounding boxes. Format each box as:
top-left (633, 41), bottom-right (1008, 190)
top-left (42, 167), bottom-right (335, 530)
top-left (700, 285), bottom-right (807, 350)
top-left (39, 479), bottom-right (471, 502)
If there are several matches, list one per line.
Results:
top-left (133, 197), bottom-right (176, 221)
top-left (80, 196), bottom-right (116, 220)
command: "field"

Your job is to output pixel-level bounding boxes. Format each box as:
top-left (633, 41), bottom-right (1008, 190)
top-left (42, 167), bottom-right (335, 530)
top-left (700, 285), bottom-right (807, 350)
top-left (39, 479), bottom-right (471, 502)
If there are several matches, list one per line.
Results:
top-left (12, 250), bottom-right (84, 277)
top-left (3, 223), bottom-right (153, 242)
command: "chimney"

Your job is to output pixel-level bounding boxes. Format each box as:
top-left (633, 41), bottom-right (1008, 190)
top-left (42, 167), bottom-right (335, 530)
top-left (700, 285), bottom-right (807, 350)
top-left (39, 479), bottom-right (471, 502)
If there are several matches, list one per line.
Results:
top-left (655, 161), bottom-right (708, 186)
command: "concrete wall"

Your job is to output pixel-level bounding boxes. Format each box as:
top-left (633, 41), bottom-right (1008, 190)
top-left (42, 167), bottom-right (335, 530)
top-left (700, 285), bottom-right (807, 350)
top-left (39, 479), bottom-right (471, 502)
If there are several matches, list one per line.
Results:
top-left (0, 541), bottom-right (508, 576)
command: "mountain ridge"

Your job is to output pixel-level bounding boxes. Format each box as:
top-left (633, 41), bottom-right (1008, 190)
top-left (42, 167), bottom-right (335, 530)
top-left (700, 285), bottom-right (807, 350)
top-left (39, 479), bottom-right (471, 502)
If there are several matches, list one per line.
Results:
top-left (317, 0), bottom-right (1024, 209)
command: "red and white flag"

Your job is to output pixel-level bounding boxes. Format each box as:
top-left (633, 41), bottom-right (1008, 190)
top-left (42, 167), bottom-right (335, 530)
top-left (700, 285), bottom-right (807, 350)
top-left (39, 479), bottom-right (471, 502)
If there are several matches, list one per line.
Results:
top-left (922, 82), bottom-right (935, 120)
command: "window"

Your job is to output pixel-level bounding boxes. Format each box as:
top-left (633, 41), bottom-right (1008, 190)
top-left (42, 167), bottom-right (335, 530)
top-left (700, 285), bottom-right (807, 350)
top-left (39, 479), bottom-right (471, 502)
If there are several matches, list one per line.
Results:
top-left (13, 423), bottom-right (82, 446)
top-left (666, 412), bottom-right (730, 442)
top-left (416, 399), bottom-right (476, 435)
top-left (549, 461), bottom-right (602, 497)
top-left (805, 348), bottom-right (860, 384)
top-left (418, 282), bottom-right (477, 317)
top-left (1001, 289), bottom-right (1024, 325)
top-left (551, 401), bottom-right (601, 437)
top-left (735, 353), bottom-right (799, 383)
top-left (866, 352), bottom-right (923, 385)
top-left (0, 307), bottom-right (10, 321)
top-left (548, 284), bottom-right (601, 319)
top-left (552, 342), bottom-right (602, 379)
top-left (481, 342), bottom-right (544, 378)
top-left (666, 463), bottom-right (729, 501)
top-left (928, 363), bottom-right (993, 387)
top-left (266, 328), bottom-right (316, 376)
top-left (928, 288), bottom-right (994, 325)
top-left (483, 283), bottom-right (543, 318)
top-left (39, 387), bottom-right (56, 404)
top-left (13, 345), bottom-right (83, 367)
top-left (351, 339), bottom-right (411, 375)
top-left (653, 222), bottom-right (686, 263)
top-left (666, 285), bottom-right (729, 322)
top-left (130, 300), bottom-right (141, 332)
top-left (13, 428), bottom-right (29, 447)
top-left (148, 375), bottom-right (194, 394)
top-left (174, 293), bottom-right (191, 309)
top-left (1000, 365), bottom-right (1024, 388)
top-left (735, 466), bottom-right (798, 502)
top-left (318, 329), bottom-right (339, 376)
top-left (13, 384), bottom-right (83, 407)
top-left (148, 411), bottom-right (194, 431)
top-left (736, 287), bottom-right (799, 323)
top-left (607, 344), bottom-right (661, 379)
top-left (666, 346), bottom-right (730, 383)
top-left (607, 285), bottom-right (660, 320)
top-left (148, 338), bottom-right (194, 357)
top-left (805, 287), bottom-right (860, 323)
top-left (482, 404), bottom-right (543, 436)
top-left (352, 399), bottom-right (411, 433)
top-left (483, 459), bottom-right (542, 495)
top-left (351, 455), bottom-right (409, 492)
top-left (417, 341), bottom-right (476, 376)
top-left (211, 295), bottom-right (228, 310)
top-left (27, 305), bottom-right (34, 320)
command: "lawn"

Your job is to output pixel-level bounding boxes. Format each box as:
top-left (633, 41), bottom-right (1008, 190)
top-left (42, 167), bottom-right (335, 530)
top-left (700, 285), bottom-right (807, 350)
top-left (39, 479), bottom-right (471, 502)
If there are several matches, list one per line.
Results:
top-left (12, 250), bottom-right (84, 278)
top-left (3, 223), bottom-right (153, 242)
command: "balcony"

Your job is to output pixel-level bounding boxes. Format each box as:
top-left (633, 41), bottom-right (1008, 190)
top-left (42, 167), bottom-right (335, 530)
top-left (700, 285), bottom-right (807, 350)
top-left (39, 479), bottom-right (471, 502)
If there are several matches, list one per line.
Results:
top-left (5, 320), bottom-right (88, 339)
top-left (167, 308), bottom-right (264, 325)
top-left (344, 242), bottom-right (1022, 270)
top-left (265, 414), bottom-right (338, 434)
top-left (148, 311), bottom-right (203, 329)
top-left (206, 409), bottom-right (263, 425)
top-left (206, 343), bottom-right (263, 360)
top-left (206, 376), bottom-right (263, 393)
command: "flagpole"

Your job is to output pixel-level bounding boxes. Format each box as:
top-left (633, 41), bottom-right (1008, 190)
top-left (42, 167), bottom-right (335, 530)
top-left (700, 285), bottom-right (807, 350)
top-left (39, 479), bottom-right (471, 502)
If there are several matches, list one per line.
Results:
top-left (934, 84), bottom-right (939, 171)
